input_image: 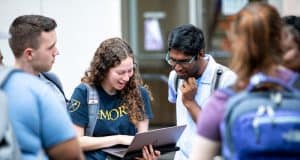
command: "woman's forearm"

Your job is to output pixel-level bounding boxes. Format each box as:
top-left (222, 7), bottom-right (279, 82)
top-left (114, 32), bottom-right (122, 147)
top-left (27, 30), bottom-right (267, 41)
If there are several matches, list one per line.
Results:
top-left (79, 135), bottom-right (133, 151)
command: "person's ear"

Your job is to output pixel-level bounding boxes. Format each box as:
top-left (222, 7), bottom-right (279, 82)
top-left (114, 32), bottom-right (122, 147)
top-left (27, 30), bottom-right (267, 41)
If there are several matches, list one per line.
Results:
top-left (24, 48), bottom-right (34, 60)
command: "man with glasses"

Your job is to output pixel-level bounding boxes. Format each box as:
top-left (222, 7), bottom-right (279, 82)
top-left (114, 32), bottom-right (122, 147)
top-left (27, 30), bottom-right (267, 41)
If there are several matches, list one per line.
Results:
top-left (166, 24), bottom-right (236, 160)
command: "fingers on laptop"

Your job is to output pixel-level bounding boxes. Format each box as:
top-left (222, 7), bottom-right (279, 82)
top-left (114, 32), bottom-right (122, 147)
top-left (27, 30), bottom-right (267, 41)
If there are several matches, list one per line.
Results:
top-left (135, 145), bottom-right (160, 160)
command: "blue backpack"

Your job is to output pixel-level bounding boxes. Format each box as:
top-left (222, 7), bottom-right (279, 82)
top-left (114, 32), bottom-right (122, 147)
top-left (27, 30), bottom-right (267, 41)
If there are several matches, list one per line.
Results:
top-left (221, 73), bottom-right (300, 160)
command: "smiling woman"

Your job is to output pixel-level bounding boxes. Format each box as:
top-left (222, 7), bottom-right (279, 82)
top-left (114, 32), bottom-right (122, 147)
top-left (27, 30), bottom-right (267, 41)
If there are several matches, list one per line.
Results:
top-left (67, 37), bottom-right (160, 160)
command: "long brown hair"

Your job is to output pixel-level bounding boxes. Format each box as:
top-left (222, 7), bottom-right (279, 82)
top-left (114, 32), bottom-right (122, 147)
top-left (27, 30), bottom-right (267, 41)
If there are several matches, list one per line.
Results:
top-left (229, 2), bottom-right (283, 91)
top-left (81, 37), bottom-right (150, 125)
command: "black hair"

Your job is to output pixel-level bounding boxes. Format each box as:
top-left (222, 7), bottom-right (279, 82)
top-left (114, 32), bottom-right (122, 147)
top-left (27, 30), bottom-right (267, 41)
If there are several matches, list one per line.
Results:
top-left (282, 15), bottom-right (300, 45)
top-left (283, 16), bottom-right (300, 33)
top-left (167, 24), bottom-right (205, 57)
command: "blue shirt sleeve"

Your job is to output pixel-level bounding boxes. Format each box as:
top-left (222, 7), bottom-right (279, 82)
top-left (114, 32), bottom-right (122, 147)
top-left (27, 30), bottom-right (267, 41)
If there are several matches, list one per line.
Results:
top-left (4, 72), bottom-right (76, 152)
top-left (68, 83), bottom-right (89, 128)
top-left (140, 86), bottom-right (153, 119)
top-left (39, 86), bottom-right (76, 149)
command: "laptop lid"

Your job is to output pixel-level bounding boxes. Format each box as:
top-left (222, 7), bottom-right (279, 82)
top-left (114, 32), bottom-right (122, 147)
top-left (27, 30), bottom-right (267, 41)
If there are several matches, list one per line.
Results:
top-left (102, 125), bottom-right (186, 158)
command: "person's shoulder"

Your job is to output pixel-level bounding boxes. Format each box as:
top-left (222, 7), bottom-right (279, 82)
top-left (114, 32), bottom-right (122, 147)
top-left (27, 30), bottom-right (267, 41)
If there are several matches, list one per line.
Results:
top-left (139, 85), bottom-right (147, 92)
top-left (213, 61), bottom-right (230, 73)
top-left (138, 85), bottom-right (150, 97)
top-left (216, 63), bottom-right (236, 87)
top-left (202, 89), bottom-right (231, 113)
top-left (70, 83), bottom-right (89, 99)
top-left (214, 88), bottom-right (234, 100)
top-left (42, 72), bottom-right (60, 80)
top-left (8, 72), bottom-right (47, 89)
top-left (74, 83), bottom-right (89, 92)
top-left (276, 67), bottom-right (296, 83)
top-left (220, 65), bottom-right (236, 78)
top-left (11, 71), bottom-right (38, 80)
top-left (169, 70), bottom-right (177, 77)
top-left (42, 72), bottom-right (63, 86)
top-left (6, 72), bottom-right (66, 108)
top-left (168, 70), bottom-right (177, 84)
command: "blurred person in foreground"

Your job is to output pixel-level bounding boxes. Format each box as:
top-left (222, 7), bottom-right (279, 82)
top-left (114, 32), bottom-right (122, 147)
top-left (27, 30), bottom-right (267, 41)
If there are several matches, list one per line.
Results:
top-left (190, 2), bottom-right (298, 159)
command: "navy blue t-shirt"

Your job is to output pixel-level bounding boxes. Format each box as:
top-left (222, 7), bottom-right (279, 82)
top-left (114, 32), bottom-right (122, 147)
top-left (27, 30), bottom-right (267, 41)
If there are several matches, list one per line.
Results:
top-left (68, 83), bottom-right (153, 160)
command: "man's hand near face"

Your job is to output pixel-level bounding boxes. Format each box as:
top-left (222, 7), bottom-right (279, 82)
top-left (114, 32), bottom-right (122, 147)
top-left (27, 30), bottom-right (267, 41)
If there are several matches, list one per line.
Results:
top-left (180, 77), bottom-right (201, 122)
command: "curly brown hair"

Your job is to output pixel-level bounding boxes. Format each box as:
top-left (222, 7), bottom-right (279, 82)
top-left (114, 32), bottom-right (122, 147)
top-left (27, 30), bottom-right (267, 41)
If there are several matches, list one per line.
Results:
top-left (81, 37), bottom-right (150, 125)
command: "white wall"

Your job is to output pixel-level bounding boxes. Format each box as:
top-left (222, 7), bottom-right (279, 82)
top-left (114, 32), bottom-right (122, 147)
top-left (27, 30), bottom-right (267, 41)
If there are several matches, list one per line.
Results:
top-left (282, 0), bottom-right (300, 16)
top-left (0, 0), bottom-right (121, 97)
top-left (267, 0), bottom-right (300, 16)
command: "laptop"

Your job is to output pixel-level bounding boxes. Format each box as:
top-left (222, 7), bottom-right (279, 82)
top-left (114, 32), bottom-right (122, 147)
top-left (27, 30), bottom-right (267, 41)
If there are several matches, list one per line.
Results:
top-left (102, 125), bottom-right (186, 159)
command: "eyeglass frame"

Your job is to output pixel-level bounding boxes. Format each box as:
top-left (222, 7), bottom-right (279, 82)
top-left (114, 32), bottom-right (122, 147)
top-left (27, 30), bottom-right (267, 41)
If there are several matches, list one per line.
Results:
top-left (165, 52), bottom-right (196, 66)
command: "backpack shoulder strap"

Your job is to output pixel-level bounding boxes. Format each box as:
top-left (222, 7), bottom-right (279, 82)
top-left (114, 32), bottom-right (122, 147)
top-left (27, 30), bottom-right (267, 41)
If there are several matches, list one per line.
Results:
top-left (82, 83), bottom-right (100, 136)
top-left (0, 67), bottom-right (20, 88)
top-left (174, 72), bottom-right (179, 94)
top-left (42, 72), bottom-right (68, 103)
top-left (221, 87), bottom-right (244, 154)
top-left (211, 64), bottom-right (229, 93)
top-left (292, 73), bottom-right (300, 89)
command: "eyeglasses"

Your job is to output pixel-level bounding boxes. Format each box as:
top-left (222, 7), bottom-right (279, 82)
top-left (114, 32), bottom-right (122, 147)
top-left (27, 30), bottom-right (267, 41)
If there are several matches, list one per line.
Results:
top-left (165, 52), bottom-right (196, 66)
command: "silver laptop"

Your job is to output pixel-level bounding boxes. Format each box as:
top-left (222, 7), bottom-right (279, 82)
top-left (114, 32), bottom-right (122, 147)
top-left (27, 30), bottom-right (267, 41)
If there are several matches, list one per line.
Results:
top-left (102, 125), bottom-right (186, 159)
